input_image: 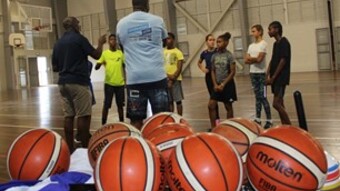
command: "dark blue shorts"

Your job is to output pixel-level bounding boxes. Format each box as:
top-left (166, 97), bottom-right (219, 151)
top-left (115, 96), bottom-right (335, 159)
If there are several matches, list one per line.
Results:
top-left (126, 87), bottom-right (169, 120)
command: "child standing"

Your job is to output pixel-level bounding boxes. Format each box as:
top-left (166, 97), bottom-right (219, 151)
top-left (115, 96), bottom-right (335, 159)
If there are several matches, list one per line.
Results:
top-left (197, 34), bottom-right (220, 125)
top-left (266, 21), bottom-right (291, 125)
top-left (209, 32), bottom-right (237, 130)
top-left (245, 24), bottom-right (272, 129)
top-left (164, 32), bottom-right (184, 115)
top-left (95, 34), bottom-right (125, 125)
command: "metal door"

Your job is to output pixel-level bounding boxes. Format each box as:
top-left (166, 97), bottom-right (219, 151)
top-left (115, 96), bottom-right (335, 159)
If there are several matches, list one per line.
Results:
top-left (28, 57), bottom-right (39, 87)
top-left (316, 28), bottom-right (332, 70)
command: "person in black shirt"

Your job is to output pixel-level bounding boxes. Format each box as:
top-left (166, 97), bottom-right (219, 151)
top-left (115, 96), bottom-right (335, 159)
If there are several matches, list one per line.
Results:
top-left (52, 16), bottom-right (106, 152)
top-left (197, 34), bottom-right (220, 126)
top-left (266, 21), bottom-right (291, 125)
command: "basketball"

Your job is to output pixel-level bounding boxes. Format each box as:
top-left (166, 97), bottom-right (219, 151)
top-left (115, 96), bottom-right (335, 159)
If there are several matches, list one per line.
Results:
top-left (212, 118), bottom-right (263, 161)
top-left (87, 122), bottom-right (140, 168)
top-left (212, 118), bottom-right (263, 183)
top-left (145, 123), bottom-right (194, 162)
top-left (7, 129), bottom-right (70, 180)
top-left (166, 133), bottom-right (243, 191)
top-left (95, 136), bottom-right (165, 191)
top-left (141, 112), bottom-right (191, 138)
top-left (246, 126), bottom-right (327, 191)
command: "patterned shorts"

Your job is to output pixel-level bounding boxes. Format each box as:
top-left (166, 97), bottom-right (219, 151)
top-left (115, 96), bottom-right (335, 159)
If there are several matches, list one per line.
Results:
top-left (126, 87), bottom-right (169, 120)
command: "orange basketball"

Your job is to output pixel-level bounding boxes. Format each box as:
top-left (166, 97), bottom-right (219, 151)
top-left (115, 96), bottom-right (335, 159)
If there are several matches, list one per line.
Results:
top-left (88, 122), bottom-right (140, 168)
top-left (212, 118), bottom-right (263, 183)
top-left (7, 129), bottom-right (70, 180)
top-left (142, 112), bottom-right (191, 137)
top-left (246, 126), bottom-right (327, 191)
top-left (95, 136), bottom-right (165, 191)
top-left (166, 133), bottom-right (243, 191)
top-left (145, 123), bottom-right (194, 163)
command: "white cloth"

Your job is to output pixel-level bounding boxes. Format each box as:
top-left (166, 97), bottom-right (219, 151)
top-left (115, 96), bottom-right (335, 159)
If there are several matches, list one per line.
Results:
top-left (5, 149), bottom-right (93, 191)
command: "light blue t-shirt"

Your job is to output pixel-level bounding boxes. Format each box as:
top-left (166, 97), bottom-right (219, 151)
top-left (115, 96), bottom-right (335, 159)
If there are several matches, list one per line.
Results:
top-left (116, 11), bottom-right (168, 85)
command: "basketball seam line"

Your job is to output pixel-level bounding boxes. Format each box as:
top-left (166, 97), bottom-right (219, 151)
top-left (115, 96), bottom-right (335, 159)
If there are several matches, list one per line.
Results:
top-left (41, 132), bottom-right (62, 179)
top-left (197, 135), bottom-right (229, 191)
top-left (221, 125), bottom-right (250, 157)
top-left (19, 130), bottom-right (50, 180)
top-left (137, 137), bottom-right (155, 191)
top-left (219, 120), bottom-right (258, 157)
top-left (175, 141), bottom-right (196, 191)
top-left (220, 120), bottom-right (256, 143)
top-left (119, 139), bottom-right (127, 191)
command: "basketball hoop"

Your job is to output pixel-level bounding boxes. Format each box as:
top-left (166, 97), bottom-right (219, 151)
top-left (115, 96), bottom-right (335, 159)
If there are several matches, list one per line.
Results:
top-left (32, 26), bottom-right (42, 31)
top-left (32, 25), bottom-right (49, 32)
top-left (9, 33), bottom-right (26, 48)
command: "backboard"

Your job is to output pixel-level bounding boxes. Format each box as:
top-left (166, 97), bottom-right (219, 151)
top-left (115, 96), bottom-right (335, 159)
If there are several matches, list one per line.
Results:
top-left (18, 2), bottom-right (52, 32)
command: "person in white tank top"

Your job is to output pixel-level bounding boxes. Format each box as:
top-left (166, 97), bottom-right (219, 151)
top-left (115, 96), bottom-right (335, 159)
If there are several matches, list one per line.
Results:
top-left (245, 24), bottom-right (272, 129)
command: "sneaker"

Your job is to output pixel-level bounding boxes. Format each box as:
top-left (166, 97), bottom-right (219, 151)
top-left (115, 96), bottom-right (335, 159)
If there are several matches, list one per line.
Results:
top-left (253, 119), bottom-right (261, 126)
top-left (264, 121), bottom-right (273, 129)
top-left (74, 133), bottom-right (81, 144)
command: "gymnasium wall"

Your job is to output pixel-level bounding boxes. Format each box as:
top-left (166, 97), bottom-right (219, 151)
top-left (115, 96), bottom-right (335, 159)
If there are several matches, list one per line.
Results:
top-left (66, 0), bottom-right (340, 81)
top-left (175, 0), bottom-right (336, 76)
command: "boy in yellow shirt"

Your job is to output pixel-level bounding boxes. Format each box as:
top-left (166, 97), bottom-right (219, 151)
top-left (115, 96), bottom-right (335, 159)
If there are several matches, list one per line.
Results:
top-left (164, 32), bottom-right (184, 115)
top-left (95, 34), bottom-right (125, 124)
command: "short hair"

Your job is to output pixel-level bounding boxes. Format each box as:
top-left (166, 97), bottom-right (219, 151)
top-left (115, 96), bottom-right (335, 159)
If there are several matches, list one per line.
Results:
top-left (167, 32), bottom-right (175, 39)
top-left (62, 17), bottom-right (78, 30)
top-left (251, 24), bottom-right (264, 36)
top-left (205, 34), bottom-right (213, 41)
top-left (269, 21), bottom-right (283, 36)
top-left (218, 32), bottom-right (231, 41)
top-left (132, 0), bottom-right (148, 8)
top-left (109, 34), bottom-right (116, 39)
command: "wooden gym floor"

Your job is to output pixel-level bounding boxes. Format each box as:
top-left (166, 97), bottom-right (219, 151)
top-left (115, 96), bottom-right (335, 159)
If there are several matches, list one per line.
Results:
top-left (0, 71), bottom-right (340, 183)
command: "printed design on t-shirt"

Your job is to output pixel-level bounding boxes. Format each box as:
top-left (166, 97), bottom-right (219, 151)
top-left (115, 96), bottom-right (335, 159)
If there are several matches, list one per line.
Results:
top-left (127, 23), bottom-right (152, 41)
top-left (165, 52), bottom-right (177, 65)
top-left (107, 56), bottom-right (121, 64)
top-left (214, 55), bottom-right (228, 70)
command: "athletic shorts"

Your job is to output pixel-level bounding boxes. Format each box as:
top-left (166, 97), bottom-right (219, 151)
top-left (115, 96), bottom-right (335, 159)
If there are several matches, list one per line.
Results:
top-left (211, 80), bottom-right (237, 103)
top-left (271, 85), bottom-right (286, 98)
top-left (168, 80), bottom-right (184, 102)
top-left (205, 73), bottom-right (214, 96)
top-left (126, 87), bottom-right (169, 120)
top-left (59, 84), bottom-right (92, 117)
top-left (104, 84), bottom-right (125, 109)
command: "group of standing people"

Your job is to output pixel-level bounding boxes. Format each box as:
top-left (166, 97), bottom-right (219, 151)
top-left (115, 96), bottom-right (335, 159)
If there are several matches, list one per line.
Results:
top-left (52, 0), bottom-right (177, 152)
top-left (198, 21), bottom-right (291, 131)
top-left (52, 0), bottom-right (291, 153)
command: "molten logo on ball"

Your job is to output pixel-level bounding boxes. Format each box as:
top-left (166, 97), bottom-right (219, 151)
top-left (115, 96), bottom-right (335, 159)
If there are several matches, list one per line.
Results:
top-left (167, 159), bottom-right (186, 191)
top-left (256, 151), bottom-right (302, 182)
